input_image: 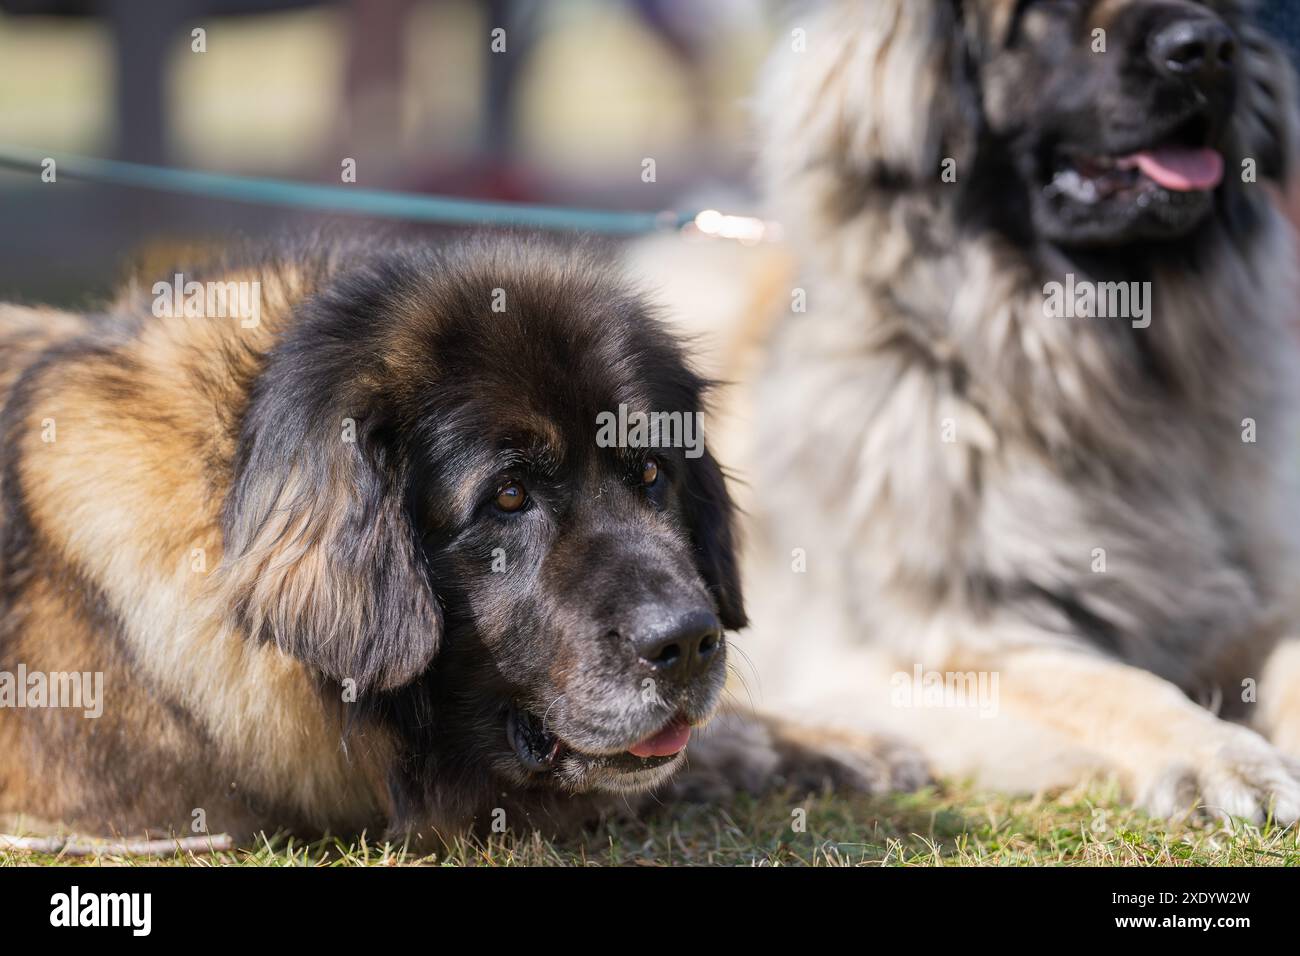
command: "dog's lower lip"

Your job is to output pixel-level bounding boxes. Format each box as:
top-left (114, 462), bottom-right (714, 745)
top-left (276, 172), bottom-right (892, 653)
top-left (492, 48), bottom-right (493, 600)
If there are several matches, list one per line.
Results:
top-left (507, 704), bottom-right (696, 772)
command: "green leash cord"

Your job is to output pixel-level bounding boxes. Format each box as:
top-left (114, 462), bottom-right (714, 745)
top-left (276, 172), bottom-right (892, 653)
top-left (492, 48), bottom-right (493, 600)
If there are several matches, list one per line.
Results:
top-left (0, 146), bottom-right (700, 236)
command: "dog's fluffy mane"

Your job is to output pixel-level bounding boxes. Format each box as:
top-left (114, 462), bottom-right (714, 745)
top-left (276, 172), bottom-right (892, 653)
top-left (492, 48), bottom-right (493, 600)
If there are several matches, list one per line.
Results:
top-left (751, 0), bottom-right (1300, 692)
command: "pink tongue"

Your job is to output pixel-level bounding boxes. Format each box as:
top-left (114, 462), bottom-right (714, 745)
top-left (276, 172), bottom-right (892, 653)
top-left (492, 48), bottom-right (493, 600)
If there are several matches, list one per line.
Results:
top-left (627, 718), bottom-right (692, 758)
top-left (1128, 147), bottom-right (1224, 192)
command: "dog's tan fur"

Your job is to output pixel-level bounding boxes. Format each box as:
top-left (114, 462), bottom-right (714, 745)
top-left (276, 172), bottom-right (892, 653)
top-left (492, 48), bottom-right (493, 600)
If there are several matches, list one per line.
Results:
top-left (0, 246), bottom-right (927, 842)
top-left (0, 262), bottom-right (389, 838)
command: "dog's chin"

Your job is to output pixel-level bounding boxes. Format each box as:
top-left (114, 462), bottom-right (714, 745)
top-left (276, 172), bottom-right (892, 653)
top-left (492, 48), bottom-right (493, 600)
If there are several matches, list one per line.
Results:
top-left (557, 751), bottom-right (687, 795)
top-left (1034, 175), bottom-right (1216, 248)
top-left (1030, 128), bottom-right (1224, 248)
top-left (499, 702), bottom-right (698, 794)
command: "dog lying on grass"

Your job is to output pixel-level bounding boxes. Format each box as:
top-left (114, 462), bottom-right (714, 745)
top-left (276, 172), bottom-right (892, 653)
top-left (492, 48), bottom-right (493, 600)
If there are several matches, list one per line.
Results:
top-left (0, 235), bottom-right (923, 845)
top-left (740, 0), bottom-right (1300, 823)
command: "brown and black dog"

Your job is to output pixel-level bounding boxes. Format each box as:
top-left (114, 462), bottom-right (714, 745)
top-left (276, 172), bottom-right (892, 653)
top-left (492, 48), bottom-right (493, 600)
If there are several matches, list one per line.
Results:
top-left (0, 236), bottom-right (922, 844)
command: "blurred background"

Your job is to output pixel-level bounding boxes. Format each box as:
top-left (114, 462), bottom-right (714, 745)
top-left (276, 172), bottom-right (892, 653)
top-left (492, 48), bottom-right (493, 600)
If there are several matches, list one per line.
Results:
top-left (0, 0), bottom-right (781, 305)
top-left (3, 0), bottom-right (1299, 309)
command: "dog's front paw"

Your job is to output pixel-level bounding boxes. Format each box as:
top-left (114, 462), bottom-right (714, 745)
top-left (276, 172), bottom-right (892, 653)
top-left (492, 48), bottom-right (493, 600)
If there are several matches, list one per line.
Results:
top-left (1136, 725), bottom-right (1300, 824)
top-left (667, 712), bottom-right (931, 802)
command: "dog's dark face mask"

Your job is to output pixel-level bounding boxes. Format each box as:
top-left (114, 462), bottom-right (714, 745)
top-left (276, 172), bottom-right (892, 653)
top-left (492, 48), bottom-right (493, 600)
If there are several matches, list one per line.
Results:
top-left (952, 0), bottom-right (1295, 248)
top-left (222, 243), bottom-right (745, 813)
top-left (408, 345), bottom-right (743, 796)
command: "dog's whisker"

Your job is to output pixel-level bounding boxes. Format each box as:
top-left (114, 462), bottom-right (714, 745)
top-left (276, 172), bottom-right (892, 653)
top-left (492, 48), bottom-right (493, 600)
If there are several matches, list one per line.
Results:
top-left (540, 694), bottom-right (566, 735)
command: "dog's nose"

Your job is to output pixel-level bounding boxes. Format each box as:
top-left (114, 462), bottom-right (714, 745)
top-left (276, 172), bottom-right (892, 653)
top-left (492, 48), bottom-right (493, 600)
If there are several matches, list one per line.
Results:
top-left (631, 608), bottom-right (722, 679)
top-left (1149, 18), bottom-right (1237, 82)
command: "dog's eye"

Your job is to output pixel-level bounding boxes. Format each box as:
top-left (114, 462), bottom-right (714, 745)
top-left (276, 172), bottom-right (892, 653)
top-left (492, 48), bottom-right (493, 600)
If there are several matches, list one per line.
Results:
top-left (641, 458), bottom-right (659, 486)
top-left (495, 479), bottom-right (528, 513)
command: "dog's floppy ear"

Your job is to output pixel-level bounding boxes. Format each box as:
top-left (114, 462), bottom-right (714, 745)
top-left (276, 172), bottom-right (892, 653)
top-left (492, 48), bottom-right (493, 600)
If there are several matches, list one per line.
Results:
top-left (220, 348), bottom-right (441, 695)
top-left (681, 448), bottom-right (747, 631)
top-left (1234, 17), bottom-right (1298, 184)
top-left (758, 0), bottom-right (974, 198)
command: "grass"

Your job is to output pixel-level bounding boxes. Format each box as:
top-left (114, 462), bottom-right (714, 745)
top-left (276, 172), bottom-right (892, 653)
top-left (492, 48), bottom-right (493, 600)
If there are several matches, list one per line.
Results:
top-left (4, 778), bottom-right (1298, 866)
